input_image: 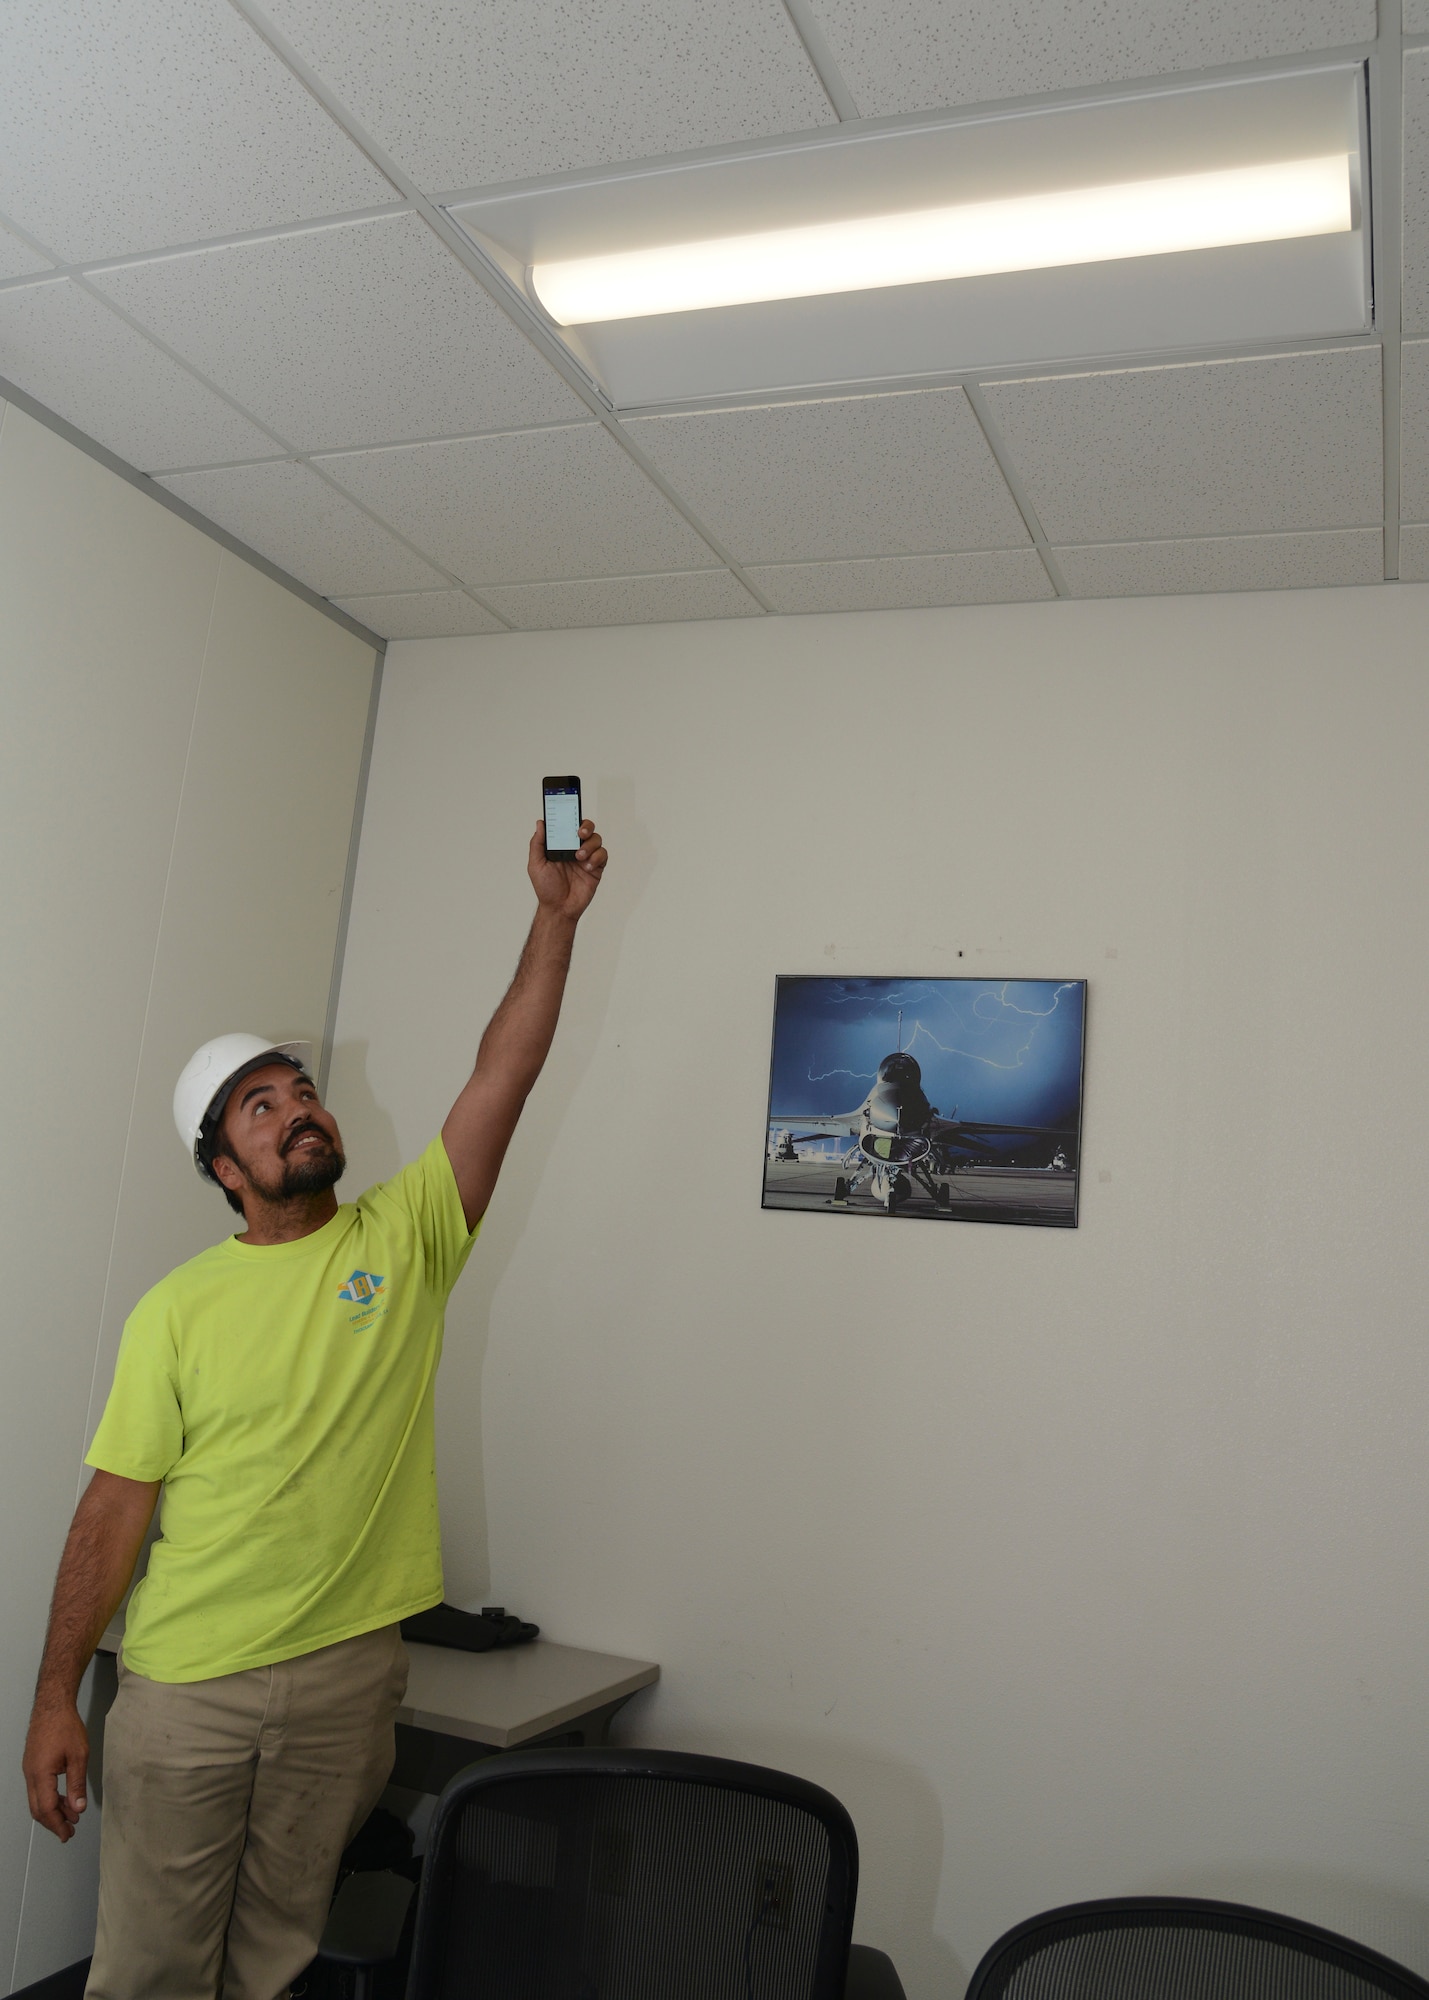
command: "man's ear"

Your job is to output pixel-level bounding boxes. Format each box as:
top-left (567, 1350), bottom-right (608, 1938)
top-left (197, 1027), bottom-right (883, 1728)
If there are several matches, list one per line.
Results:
top-left (210, 1151), bottom-right (244, 1195)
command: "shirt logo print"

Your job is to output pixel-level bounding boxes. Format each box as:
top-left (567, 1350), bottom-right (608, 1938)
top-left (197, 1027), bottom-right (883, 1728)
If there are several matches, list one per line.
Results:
top-left (338, 1270), bottom-right (385, 1304)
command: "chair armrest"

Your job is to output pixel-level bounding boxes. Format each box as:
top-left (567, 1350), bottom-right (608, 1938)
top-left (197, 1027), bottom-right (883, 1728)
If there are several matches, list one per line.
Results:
top-left (317, 1869), bottom-right (414, 1967)
top-left (846, 1942), bottom-right (908, 2000)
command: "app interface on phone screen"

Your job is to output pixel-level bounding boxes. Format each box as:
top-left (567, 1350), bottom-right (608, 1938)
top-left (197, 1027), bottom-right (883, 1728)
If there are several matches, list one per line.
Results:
top-left (545, 790), bottom-right (581, 851)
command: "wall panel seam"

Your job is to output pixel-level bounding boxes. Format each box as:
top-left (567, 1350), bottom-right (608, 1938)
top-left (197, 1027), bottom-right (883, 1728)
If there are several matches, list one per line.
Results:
top-left (318, 645), bottom-right (386, 1098)
top-left (72, 554), bottom-right (222, 1479)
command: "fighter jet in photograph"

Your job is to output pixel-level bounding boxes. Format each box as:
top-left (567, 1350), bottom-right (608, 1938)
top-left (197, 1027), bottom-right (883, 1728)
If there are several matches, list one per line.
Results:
top-left (768, 1043), bottom-right (1076, 1216)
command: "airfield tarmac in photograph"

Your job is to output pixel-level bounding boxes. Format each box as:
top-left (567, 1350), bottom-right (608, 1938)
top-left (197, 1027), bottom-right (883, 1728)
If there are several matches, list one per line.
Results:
top-left (762, 1156), bottom-right (1078, 1226)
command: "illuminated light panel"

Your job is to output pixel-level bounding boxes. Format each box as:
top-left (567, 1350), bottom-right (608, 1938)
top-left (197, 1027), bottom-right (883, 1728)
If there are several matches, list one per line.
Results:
top-left (530, 154), bottom-right (1353, 326)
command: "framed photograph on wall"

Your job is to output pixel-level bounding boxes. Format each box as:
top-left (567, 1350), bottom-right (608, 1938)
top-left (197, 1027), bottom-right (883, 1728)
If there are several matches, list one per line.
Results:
top-left (763, 976), bottom-right (1087, 1227)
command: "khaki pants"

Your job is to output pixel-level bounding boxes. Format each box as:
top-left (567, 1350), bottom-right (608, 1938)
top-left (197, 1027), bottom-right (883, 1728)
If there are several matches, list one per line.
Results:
top-left (86, 1624), bottom-right (408, 2000)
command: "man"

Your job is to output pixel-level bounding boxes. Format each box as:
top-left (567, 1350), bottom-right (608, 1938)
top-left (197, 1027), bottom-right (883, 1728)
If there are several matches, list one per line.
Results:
top-left (22, 817), bottom-right (607, 2000)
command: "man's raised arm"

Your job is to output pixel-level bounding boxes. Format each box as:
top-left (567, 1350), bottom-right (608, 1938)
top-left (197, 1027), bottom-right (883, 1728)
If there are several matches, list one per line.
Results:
top-left (442, 818), bottom-right (608, 1230)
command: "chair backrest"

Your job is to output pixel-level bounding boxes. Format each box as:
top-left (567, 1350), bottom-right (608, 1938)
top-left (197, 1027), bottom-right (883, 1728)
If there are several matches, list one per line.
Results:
top-left (964, 1896), bottom-right (1429, 2000)
top-left (405, 1746), bottom-right (859, 2000)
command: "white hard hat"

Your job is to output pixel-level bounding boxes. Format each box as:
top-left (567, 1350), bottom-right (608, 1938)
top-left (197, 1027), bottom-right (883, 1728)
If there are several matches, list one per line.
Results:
top-left (174, 1033), bottom-right (314, 1183)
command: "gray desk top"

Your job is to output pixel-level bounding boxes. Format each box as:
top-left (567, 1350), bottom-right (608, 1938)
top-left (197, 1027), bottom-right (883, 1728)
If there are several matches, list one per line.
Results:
top-left (97, 1618), bottom-right (659, 1752)
top-left (399, 1639), bottom-right (659, 1749)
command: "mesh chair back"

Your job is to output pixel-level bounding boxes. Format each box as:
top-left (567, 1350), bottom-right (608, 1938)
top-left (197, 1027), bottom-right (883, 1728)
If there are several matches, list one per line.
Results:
top-left (965, 1897), bottom-right (1429, 2000)
top-left (406, 1747), bottom-right (858, 2000)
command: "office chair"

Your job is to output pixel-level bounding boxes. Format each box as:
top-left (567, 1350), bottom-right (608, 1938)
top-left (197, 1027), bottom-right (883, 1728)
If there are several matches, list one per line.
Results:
top-left (964, 1895), bottom-right (1429, 2000)
top-left (319, 1744), bottom-right (906, 1998)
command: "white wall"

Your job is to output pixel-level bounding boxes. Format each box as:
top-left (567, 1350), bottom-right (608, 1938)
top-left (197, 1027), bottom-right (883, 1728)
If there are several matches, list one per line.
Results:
top-left (333, 583), bottom-right (1429, 2000)
top-left (0, 398), bottom-right (379, 1991)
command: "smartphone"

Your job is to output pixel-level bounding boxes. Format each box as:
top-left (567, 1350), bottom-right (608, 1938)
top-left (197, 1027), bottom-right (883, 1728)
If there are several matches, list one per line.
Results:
top-left (542, 775), bottom-right (582, 859)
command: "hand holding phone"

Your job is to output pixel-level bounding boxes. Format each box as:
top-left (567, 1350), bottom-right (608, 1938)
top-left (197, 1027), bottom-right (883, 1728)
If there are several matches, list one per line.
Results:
top-left (542, 776), bottom-right (582, 860)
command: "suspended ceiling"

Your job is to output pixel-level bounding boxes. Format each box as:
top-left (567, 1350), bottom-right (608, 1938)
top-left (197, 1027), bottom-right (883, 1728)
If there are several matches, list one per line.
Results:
top-left (0, 0), bottom-right (1424, 639)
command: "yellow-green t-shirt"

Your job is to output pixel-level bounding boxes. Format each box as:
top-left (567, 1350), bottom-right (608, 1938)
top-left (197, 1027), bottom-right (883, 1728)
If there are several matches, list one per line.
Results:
top-left (86, 1135), bottom-right (478, 1682)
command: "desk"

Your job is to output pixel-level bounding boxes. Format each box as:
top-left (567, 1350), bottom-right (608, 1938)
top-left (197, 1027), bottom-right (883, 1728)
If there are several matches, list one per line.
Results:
top-left (96, 1620), bottom-right (659, 1796)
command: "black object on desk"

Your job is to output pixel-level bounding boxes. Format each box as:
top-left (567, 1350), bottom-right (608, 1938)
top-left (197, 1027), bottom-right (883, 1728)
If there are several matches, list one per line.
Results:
top-left (398, 1602), bottom-right (538, 1652)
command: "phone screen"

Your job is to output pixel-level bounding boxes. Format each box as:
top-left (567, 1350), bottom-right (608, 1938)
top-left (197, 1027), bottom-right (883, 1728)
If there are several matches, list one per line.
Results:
top-left (543, 780), bottom-right (581, 855)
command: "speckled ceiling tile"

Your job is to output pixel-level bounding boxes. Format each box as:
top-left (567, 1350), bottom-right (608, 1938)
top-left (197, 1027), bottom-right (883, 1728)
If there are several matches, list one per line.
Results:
top-left (1405, 0), bottom-right (1429, 31)
top-left (158, 461), bottom-right (449, 597)
top-left (747, 548), bottom-right (1053, 613)
top-left (981, 347), bottom-right (1383, 546)
top-left (0, 278), bottom-right (279, 470)
top-left (1403, 51), bottom-right (1429, 336)
top-left (0, 0), bottom-right (395, 264)
top-left (1055, 528), bottom-right (1383, 598)
top-left (330, 590), bottom-right (506, 639)
top-left (89, 214), bottom-right (586, 453)
top-left (0, 221), bottom-right (51, 282)
top-left (626, 389), bottom-right (1030, 565)
top-left (808, 0), bottom-right (1375, 121)
top-left (260, 0), bottom-right (835, 192)
top-left (481, 568), bottom-right (762, 630)
top-left (313, 425), bottom-right (720, 587)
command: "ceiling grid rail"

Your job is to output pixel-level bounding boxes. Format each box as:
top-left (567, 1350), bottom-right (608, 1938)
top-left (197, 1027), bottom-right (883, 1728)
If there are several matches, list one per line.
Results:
top-left (962, 382), bottom-right (1071, 597)
top-left (0, 202), bottom-right (414, 293)
top-left (780, 0), bottom-right (863, 120)
top-left (224, 0), bottom-right (781, 616)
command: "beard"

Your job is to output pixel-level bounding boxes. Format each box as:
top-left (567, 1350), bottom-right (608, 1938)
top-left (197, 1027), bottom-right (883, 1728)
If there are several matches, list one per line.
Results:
top-left (244, 1126), bottom-right (347, 1204)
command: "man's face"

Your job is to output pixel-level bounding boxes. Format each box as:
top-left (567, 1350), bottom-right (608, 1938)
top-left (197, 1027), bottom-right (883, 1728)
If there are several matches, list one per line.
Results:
top-left (212, 1063), bottom-right (346, 1209)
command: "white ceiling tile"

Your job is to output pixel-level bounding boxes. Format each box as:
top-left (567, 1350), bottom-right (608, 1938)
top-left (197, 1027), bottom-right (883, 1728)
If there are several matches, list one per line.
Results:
top-left (90, 215), bottom-right (584, 452)
top-left (809, 0), bottom-right (1374, 120)
top-left (158, 461), bottom-right (448, 596)
top-left (1407, 0), bottom-right (1429, 27)
top-left (260, 0), bottom-right (834, 192)
top-left (315, 427), bottom-right (718, 587)
top-left (482, 569), bottom-right (761, 631)
top-left (0, 279), bottom-right (278, 469)
top-left (748, 549), bottom-right (1052, 613)
top-left (626, 390), bottom-right (1029, 565)
top-left (0, 0), bottom-right (394, 264)
top-left (981, 347), bottom-right (1382, 544)
top-left (1401, 341), bottom-right (1429, 520)
top-left (330, 590), bottom-right (505, 638)
top-left (1398, 524), bottom-right (1429, 579)
top-left (0, 221), bottom-right (51, 281)
top-left (1056, 528), bottom-right (1382, 597)
top-left (1404, 52), bottom-right (1429, 335)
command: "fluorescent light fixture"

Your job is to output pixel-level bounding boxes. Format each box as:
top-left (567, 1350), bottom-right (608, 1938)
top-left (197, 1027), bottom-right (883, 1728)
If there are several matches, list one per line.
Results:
top-left (531, 153), bottom-right (1352, 326)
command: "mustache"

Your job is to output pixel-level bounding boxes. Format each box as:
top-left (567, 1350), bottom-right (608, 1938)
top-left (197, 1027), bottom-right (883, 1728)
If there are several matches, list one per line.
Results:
top-left (280, 1120), bottom-right (332, 1157)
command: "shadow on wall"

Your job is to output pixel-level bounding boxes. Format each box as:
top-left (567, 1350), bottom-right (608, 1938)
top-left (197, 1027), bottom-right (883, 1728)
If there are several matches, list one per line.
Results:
top-left (608, 1712), bottom-right (964, 2000)
top-left (472, 773), bottom-right (657, 1281)
top-left (1154, 1865), bottom-right (1429, 1981)
top-left (434, 775), bottom-right (658, 1608)
top-left (327, 779), bottom-right (657, 1610)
